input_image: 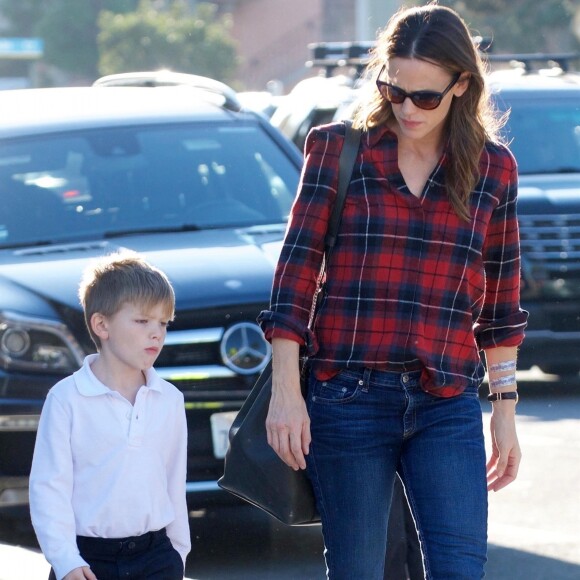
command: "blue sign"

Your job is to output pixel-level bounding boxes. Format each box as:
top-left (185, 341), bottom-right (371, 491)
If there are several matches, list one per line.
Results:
top-left (0, 38), bottom-right (44, 59)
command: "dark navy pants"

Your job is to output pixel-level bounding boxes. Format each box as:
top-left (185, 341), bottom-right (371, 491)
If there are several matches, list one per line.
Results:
top-left (48, 528), bottom-right (184, 580)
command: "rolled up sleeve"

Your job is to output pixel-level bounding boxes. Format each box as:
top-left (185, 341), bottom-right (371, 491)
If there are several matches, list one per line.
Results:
top-left (259, 124), bottom-right (345, 353)
top-left (475, 154), bottom-right (528, 349)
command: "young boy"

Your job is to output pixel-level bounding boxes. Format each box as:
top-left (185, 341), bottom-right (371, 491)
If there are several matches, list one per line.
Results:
top-left (29, 252), bottom-right (190, 580)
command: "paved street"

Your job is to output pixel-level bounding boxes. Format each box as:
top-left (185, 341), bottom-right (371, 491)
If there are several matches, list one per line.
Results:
top-left (186, 371), bottom-right (580, 579)
top-left (485, 379), bottom-right (580, 579)
top-left (1, 370), bottom-right (579, 579)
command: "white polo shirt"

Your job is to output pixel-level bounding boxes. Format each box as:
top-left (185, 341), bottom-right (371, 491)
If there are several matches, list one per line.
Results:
top-left (29, 354), bottom-right (191, 579)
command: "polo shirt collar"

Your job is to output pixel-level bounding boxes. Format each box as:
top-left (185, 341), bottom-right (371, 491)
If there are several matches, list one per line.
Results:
top-left (74, 354), bottom-right (164, 396)
top-left (143, 366), bottom-right (164, 393)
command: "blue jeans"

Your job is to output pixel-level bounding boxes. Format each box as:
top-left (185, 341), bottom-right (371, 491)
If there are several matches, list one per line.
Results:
top-left (305, 368), bottom-right (487, 580)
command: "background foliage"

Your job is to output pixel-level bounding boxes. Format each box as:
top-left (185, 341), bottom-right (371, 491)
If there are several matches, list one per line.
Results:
top-left (0, 0), bottom-right (577, 86)
top-left (434, 0), bottom-right (579, 53)
top-left (98, 1), bottom-right (236, 80)
top-left (0, 0), bottom-right (236, 84)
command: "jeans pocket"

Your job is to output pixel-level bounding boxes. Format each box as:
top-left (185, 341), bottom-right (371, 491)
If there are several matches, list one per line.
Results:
top-left (310, 370), bottom-right (363, 404)
top-left (460, 386), bottom-right (480, 400)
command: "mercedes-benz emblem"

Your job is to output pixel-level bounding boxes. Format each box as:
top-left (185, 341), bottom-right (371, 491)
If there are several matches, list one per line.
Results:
top-left (220, 322), bottom-right (271, 375)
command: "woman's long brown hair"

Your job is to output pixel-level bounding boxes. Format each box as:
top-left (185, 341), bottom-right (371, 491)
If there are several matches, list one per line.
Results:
top-left (353, 3), bottom-right (506, 220)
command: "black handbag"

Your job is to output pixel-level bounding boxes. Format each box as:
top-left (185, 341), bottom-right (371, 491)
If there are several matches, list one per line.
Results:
top-left (217, 121), bottom-right (362, 526)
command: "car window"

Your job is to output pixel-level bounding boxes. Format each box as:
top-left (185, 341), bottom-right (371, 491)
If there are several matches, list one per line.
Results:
top-left (0, 122), bottom-right (299, 247)
top-left (497, 95), bottom-right (580, 175)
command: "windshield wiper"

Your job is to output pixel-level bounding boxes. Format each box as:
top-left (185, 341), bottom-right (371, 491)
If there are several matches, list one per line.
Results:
top-left (520, 167), bottom-right (580, 175)
top-left (103, 224), bottom-right (202, 238)
top-left (0, 239), bottom-right (59, 250)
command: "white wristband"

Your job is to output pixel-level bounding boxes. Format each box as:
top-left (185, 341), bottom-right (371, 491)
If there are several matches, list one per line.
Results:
top-left (489, 374), bottom-right (517, 389)
top-left (489, 360), bottom-right (517, 373)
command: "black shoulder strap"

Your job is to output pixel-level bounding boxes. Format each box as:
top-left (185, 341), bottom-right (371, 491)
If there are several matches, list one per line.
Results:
top-left (324, 120), bottom-right (362, 251)
top-left (307, 120), bottom-right (363, 332)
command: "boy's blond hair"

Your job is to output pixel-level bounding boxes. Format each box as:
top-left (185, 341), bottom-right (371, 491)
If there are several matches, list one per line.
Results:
top-left (78, 251), bottom-right (175, 349)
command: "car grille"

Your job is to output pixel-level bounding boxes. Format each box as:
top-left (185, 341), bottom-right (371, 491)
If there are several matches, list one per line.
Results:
top-left (519, 213), bottom-right (580, 295)
top-left (156, 341), bottom-right (219, 367)
top-left (153, 311), bottom-right (269, 401)
top-left (519, 213), bottom-right (580, 268)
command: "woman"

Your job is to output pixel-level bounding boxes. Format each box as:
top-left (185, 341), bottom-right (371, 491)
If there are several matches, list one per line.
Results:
top-left (258, 4), bottom-right (528, 579)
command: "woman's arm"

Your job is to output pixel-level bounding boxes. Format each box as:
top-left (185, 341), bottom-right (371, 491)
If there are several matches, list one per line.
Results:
top-left (259, 124), bottom-right (347, 352)
top-left (475, 148), bottom-right (528, 351)
top-left (266, 337), bottom-right (311, 470)
top-left (483, 345), bottom-right (522, 492)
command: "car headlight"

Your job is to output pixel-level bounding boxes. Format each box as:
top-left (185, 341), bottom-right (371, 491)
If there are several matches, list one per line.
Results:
top-left (0, 311), bottom-right (85, 374)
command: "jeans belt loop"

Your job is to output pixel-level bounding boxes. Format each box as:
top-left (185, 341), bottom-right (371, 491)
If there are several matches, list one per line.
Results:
top-left (361, 368), bottom-right (372, 393)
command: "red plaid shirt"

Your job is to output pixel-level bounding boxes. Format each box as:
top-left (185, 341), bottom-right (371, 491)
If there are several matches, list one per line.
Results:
top-left (259, 122), bottom-right (528, 397)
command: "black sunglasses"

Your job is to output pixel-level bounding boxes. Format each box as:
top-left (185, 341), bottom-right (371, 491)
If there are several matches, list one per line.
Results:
top-left (376, 65), bottom-right (461, 110)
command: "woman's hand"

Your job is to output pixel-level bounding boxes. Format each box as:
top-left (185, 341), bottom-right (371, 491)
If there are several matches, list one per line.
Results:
top-left (484, 346), bottom-right (522, 492)
top-left (63, 566), bottom-right (97, 580)
top-left (486, 402), bottom-right (521, 492)
top-left (266, 338), bottom-right (311, 470)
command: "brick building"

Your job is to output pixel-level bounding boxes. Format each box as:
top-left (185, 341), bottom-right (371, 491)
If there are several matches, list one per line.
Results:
top-left (210, 0), bottom-right (400, 91)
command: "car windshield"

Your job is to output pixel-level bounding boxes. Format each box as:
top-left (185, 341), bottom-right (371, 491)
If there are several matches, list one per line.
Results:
top-left (497, 95), bottom-right (580, 175)
top-left (0, 122), bottom-right (299, 248)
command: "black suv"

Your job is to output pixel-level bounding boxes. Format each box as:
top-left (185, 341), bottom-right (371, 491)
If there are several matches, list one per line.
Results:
top-left (272, 46), bottom-right (580, 377)
top-left (0, 79), bottom-right (302, 515)
top-left (487, 56), bottom-right (580, 374)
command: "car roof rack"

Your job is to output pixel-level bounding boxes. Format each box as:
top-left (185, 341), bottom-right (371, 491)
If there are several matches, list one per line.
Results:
top-left (92, 70), bottom-right (242, 112)
top-left (305, 38), bottom-right (502, 77)
top-left (485, 52), bottom-right (579, 73)
top-left (305, 41), bottom-right (579, 78)
top-left (306, 42), bottom-right (375, 77)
